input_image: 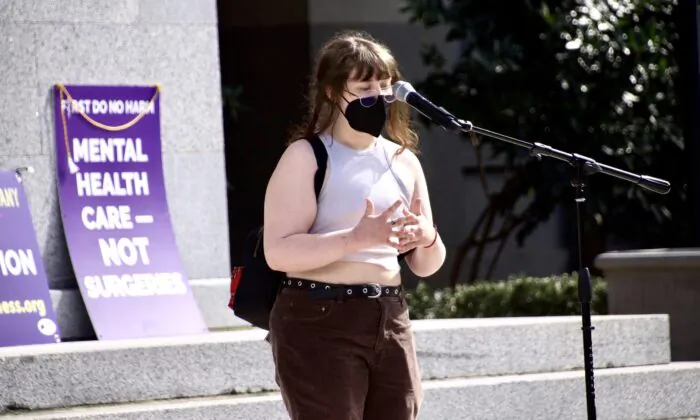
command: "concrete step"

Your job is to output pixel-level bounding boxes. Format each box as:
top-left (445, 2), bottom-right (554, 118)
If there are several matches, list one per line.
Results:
top-left (412, 314), bottom-right (670, 379)
top-left (0, 315), bottom-right (670, 413)
top-left (4, 363), bottom-right (700, 420)
top-left (50, 278), bottom-right (248, 340)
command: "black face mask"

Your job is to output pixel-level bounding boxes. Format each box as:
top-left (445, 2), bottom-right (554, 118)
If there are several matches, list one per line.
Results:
top-left (342, 96), bottom-right (387, 138)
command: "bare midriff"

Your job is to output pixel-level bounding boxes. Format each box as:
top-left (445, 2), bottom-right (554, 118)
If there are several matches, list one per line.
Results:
top-left (286, 260), bottom-right (401, 287)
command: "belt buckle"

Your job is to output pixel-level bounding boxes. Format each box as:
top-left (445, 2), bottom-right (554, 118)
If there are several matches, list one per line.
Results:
top-left (365, 283), bottom-right (382, 299)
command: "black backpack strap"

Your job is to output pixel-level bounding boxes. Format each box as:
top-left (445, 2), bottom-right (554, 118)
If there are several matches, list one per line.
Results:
top-left (307, 135), bottom-right (328, 200)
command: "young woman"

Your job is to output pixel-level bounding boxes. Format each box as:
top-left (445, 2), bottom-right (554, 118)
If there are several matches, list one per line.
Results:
top-left (263, 30), bottom-right (447, 420)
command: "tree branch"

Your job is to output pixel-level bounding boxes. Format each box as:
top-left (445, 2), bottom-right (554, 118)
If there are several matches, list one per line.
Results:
top-left (448, 199), bottom-right (492, 288)
top-left (471, 133), bottom-right (490, 195)
top-left (467, 205), bottom-right (497, 283)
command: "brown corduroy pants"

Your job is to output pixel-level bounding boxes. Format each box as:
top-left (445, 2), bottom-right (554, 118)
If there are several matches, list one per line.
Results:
top-left (268, 285), bottom-right (423, 420)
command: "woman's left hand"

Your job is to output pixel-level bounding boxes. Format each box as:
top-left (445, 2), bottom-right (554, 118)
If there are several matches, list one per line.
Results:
top-left (392, 196), bottom-right (435, 254)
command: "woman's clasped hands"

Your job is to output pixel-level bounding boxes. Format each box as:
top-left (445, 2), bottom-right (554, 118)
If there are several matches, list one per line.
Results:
top-left (350, 196), bottom-right (436, 254)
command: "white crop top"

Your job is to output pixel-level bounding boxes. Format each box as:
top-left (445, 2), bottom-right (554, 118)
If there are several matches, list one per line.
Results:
top-left (309, 132), bottom-right (413, 271)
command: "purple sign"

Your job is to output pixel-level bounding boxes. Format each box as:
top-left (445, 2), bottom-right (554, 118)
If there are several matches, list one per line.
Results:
top-left (52, 84), bottom-right (207, 340)
top-left (0, 170), bottom-right (62, 347)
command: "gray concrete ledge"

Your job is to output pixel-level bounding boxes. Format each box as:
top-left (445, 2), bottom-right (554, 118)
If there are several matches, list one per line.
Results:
top-left (8, 363), bottom-right (700, 420)
top-left (0, 315), bottom-right (670, 412)
top-left (595, 247), bottom-right (700, 269)
top-left (595, 248), bottom-right (700, 361)
top-left (50, 278), bottom-right (249, 340)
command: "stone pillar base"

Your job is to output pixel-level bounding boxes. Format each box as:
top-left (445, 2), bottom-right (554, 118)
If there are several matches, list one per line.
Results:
top-left (595, 248), bottom-right (700, 361)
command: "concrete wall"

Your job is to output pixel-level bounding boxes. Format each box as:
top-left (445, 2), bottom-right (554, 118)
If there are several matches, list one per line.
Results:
top-left (0, 0), bottom-right (229, 290)
top-left (307, 0), bottom-right (568, 284)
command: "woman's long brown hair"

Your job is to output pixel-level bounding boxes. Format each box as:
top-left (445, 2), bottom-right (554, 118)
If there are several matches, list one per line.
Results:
top-left (287, 30), bottom-right (419, 154)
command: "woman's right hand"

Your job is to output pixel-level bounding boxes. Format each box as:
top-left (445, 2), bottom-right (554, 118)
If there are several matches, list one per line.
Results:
top-left (350, 198), bottom-right (407, 249)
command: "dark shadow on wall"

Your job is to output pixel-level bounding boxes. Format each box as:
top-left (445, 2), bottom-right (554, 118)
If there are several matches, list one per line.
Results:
top-left (40, 86), bottom-right (77, 289)
top-left (216, 0), bottom-right (312, 267)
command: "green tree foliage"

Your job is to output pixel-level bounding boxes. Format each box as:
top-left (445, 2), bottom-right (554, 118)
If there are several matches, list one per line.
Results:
top-left (402, 0), bottom-right (689, 285)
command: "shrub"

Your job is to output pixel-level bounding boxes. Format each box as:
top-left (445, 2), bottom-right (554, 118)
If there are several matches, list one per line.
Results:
top-left (405, 272), bottom-right (607, 320)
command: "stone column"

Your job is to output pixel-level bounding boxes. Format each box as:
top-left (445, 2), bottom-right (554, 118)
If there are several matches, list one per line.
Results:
top-left (0, 0), bottom-right (230, 339)
top-left (595, 248), bottom-right (700, 361)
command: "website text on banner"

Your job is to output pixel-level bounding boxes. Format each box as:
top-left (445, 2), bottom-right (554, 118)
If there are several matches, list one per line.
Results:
top-left (0, 170), bottom-right (62, 347)
top-left (52, 84), bottom-right (207, 340)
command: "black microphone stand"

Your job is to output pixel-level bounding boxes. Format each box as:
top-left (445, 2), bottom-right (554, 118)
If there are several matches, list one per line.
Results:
top-left (433, 112), bottom-right (671, 420)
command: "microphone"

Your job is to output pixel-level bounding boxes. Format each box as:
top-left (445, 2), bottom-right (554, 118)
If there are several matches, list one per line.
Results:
top-left (393, 81), bottom-right (464, 132)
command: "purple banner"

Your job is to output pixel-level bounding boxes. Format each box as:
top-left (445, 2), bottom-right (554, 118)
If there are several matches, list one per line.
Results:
top-left (0, 170), bottom-right (62, 347)
top-left (52, 84), bottom-right (207, 340)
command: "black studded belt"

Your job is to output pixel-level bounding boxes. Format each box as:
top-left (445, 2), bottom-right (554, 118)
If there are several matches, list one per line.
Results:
top-left (282, 278), bottom-right (403, 300)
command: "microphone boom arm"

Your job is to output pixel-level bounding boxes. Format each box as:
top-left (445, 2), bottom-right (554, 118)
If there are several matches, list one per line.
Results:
top-left (452, 119), bottom-right (671, 195)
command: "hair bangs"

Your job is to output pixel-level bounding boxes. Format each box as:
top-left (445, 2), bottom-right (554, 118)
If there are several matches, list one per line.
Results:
top-left (347, 42), bottom-right (395, 82)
